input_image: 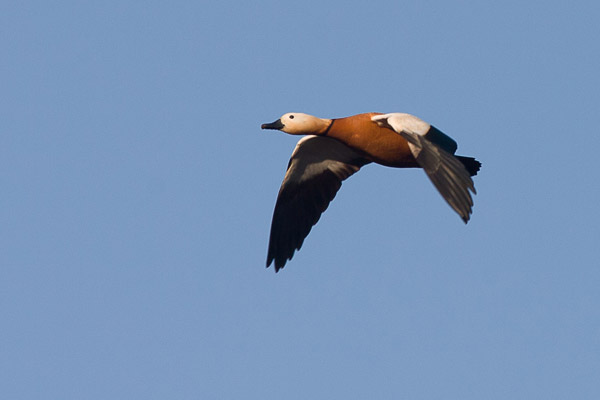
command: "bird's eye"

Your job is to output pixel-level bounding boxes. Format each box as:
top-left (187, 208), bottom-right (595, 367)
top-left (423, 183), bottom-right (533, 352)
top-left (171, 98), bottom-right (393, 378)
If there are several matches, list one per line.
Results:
top-left (289, 115), bottom-right (294, 119)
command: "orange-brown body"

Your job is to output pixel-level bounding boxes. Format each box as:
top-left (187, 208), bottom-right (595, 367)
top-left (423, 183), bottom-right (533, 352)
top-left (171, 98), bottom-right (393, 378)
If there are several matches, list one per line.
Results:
top-left (324, 113), bottom-right (419, 168)
top-left (261, 111), bottom-right (481, 270)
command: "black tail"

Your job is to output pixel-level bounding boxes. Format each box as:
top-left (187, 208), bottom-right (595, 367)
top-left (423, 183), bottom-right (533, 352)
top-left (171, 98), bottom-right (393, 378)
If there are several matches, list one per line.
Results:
top-left (456, 156), bottom-right (481, 177)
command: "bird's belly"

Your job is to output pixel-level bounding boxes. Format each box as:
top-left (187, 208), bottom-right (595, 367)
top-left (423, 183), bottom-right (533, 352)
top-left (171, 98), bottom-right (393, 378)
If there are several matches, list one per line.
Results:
top-left (326, 113), bottom-right (418, 168)
top-left (334, 128), bottom-right (417, 168)
top-left (359, 134), bottom-right (418, 168)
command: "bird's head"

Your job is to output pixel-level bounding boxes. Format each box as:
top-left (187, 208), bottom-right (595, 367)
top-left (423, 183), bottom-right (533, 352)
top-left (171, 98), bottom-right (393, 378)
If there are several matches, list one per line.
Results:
top-left (261, 113), bottom-right (331, 135)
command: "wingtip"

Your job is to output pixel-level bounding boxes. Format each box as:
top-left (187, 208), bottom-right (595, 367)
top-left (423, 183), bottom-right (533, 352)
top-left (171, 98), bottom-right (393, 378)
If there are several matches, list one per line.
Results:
top-left (266, 258), bottom-right (283, 273)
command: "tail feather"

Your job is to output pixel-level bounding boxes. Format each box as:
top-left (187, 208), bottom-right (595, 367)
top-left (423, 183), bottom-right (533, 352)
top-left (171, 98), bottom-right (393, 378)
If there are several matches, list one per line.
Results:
top-left (456, 156), bottom-right (481, 177)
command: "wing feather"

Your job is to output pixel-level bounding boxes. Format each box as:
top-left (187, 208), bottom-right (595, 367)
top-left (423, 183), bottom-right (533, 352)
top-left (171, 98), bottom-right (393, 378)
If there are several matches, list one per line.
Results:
top-left (398, 130), bottom-right (476, 223)
top-left (267, 136), bottom-right (369, 271)
top-left (372, 113), bottom-right (478, 223)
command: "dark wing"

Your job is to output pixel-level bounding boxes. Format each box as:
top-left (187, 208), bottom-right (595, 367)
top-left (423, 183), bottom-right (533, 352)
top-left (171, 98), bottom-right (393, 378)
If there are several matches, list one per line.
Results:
top-left (267, 136), bottom-right (369, 271)
top-left (397, 129), bottom-right (476, 223)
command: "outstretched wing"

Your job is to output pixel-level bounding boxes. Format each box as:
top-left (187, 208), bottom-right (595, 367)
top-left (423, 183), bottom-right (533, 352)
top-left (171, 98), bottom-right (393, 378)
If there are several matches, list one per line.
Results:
top-left (372, 113), bottom-right (477, 223)
top-left (267, 136), bottom-right (369, 271)
top-left (399, 129), bottom-right (476, 223)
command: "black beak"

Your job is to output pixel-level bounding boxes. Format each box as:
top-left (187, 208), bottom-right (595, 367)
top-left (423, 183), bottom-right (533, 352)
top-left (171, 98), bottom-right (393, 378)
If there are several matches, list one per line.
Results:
top-left (261, 119), bottom-right (284, 130)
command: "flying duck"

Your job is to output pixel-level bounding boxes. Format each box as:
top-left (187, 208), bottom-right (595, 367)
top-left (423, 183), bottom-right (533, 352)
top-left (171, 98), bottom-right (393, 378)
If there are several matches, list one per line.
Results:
top-left (262, 112), bottom-right (481, 271)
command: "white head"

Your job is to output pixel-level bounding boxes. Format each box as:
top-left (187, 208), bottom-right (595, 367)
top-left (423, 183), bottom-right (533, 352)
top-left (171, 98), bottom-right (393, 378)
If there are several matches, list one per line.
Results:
top-left (262, 112), bottom-right (331, 135)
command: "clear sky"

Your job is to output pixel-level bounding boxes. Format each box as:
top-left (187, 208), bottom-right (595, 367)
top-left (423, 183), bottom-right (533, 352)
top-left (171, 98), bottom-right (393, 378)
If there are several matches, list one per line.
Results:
top-left (2, 1), bottom-right (600, 399)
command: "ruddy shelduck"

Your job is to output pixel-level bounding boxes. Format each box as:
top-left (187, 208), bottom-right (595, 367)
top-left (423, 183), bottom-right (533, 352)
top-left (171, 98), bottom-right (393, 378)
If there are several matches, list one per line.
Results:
top-left (262, 112), bottom-right (481, 271)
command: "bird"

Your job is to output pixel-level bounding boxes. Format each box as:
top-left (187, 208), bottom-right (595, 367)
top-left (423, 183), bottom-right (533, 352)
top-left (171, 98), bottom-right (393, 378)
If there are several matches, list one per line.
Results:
top-left (261, 112), bottom-right (481, 271)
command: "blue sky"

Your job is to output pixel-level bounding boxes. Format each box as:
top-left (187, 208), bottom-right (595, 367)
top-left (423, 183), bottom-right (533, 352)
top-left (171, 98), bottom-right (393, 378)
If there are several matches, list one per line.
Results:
top-left (2, 1), bottom-right (600, 398)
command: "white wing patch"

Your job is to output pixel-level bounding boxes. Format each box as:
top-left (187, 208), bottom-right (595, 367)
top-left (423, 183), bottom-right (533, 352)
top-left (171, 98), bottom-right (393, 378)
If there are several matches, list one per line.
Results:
top-left (372, 113), bottom-right (431, 158)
